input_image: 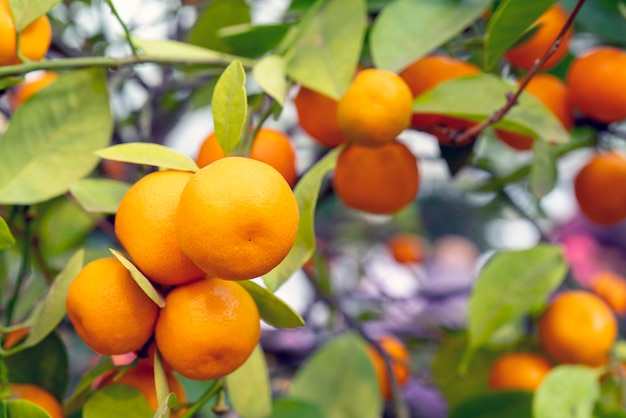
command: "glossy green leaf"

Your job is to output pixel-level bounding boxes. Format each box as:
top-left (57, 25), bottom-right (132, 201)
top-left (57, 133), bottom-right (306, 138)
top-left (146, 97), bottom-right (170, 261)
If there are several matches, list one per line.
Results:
top-left (153, 350), bottom-right (172, 418)
top-left (290, 333), bottom-right (382, 418)
top-left (238, 281), bottom-right (305, 328)
top-left (263, 147), bottom-right (341, 291)
top-left (8, 0), bottom-right (60, 31)
top-left (534, 365), bottom-right (602, 418)
top-left (530, 140), bottom-right (557, 199)
top-left (64, 358), bottom-right (117, 417)
top-left (0, 69), bottom-right (112, 205)
top-left (449, 391), bottom-right (533, 418)
top-left (95, 143), bottom-right (199, 172)
top-left (83, 385), bottom-right (153, 418)
top-left (69, 178), bottom-right (131, 214)
top-left (225, 345), bottom-right (272, 418)
top-left (484, 0), bottom-right (557, 70)
top-left (109, 249), bottom-right (166, 308)
top-left (131, 37), bottom-right (251, 66)
top-left (212, 60), bottom-right (247, 155)
top-left (5, 332), bottom-right (69, 401)
top-left (153, 393), bottom-right (178, 418)
top-left (412, 74), bottom-right (569, 144)
top-left (4, 400), bottom-right (51, 418)
top-left (370, 0), bottom-right (491, 72)
top-left (188, 0), bottom-right (250, 53)
top-left (20, 249), bottom-right (84, 350)
top-left (220, 23), bottom-right (290, 58)
top-left (467, 245), bottom-right (567, 354)
top-left (253, 54), bottom-right (288, 106)
top-left (0, 217), bottom-right (15, 250)
top-left (562, 0), bottom-right (626, 45)
top-left (269, 398), bottom-right (324, 418)
top-left (285, 0), bottom-right (366, 100)
top-left (38, 197), bottom-right (94, 257)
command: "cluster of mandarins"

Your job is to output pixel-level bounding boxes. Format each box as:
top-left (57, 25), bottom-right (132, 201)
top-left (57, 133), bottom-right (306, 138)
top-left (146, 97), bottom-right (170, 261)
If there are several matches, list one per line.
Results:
top-left (66, 155), bottom-right (300, 412)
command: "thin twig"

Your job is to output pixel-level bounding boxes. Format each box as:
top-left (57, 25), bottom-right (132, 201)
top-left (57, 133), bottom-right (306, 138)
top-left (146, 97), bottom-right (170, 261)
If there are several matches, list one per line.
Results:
top-left (104, 0), bottom-right (139, 57)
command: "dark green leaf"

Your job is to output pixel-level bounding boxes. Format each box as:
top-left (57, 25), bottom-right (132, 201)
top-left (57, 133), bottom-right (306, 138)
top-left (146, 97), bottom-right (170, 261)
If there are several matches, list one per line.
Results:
top-left (290, 333), bottom-right (382, 418)
top-left (63, 358), bottom-right (116, 417)
top-left (212, 60), bottom-right (247, 155)
top-left (225, 345), bottom-right (272, 418)
top-left (253, 55), bottom-right (288, 106)
top-left (285, 0), bottom-right (366, 100)
top-left (533, 365), bottom-right (602, 418)
top-left (83, 385), bottom-right (153, 418)
top-left (38, 198), bottom-right (94, 257)
top-left (69, 178), bottom-right (131, 214)
top-left (95, 143), bottom-right (199, 172)
top-left (562, 0), bottom-right (626, 45)
top-left (370, 0), bottom-right (491, 72)
top-left (220, 23), bottom-right (290, 58)
top-left (188, 0), bottom-right (250, 53)
top-left (238, 281), bottom-right (305, 328)
top-left (484, 0), bottom-right (557, 70)
top-left (0, 217), bottom-right (15, 250)
top-left (8, 0), bottom-right (60, 31)
top-left (530, 140), bottom-right (557, 199)
top-left (269, 398), bottom-right (324, 418)
top-left (109, 249), bottom-right (165, 308)
top-left (449, 391), bottom-right (533, 418)
top-left (263, 147), bottom-right (341, 291)
top-left (4, 400), bottom-right (51, 418)
top-left (0, 69), bottom-right (112, 204)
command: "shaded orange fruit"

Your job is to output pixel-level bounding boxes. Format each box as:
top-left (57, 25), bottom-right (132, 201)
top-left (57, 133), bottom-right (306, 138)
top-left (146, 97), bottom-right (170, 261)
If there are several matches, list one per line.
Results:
top-left (498, 73), bottom-right (574, 151)
top-left (538, 290), bottom-right (617, 366)
top-left (337, 69), bottom-right (413, 147)
top-left (590, 271), bottom-right (626, 316)
top-left (175, 157), bottom-right (299, 281)
top-left (387, 233), bottom-right (425, 264)
top-left (574, 152), bottom-right (626, 225)
top-left (366, 335), bottom-right (411, 400)
top-left (294, 86), bottom-right (348, 148)
top-left (155, 278), bottom-right (260, 380)
top-left (101, 159), bottom-right (131, 182)
top-left (566, 47), bottom-right (626, 123)
top-left (488, 353), bottom-right (552, 391)
top-left (333, 141), bottom-right (419, 214)
top-left (504, 5), bottom-right (572, 71)
top-left (0, 0), bottom-right (52, 65)
top-left (3, 326), bottom-right (29, 349)
top-left (100, 360), bottom-right (187, 415)
top-left (196, 128), bottom-right (297, 186)
top-left (115, 170), bottom-right (206, 286)
top-left (6, 383), bottom-right (64, 418)
top-left (8, 71), bottom-right (57, 110)
top-left (66, 257), bottom-right (159, 355)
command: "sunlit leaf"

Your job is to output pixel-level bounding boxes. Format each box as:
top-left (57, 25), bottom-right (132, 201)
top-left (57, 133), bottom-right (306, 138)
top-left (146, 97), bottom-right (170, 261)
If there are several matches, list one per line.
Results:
top-left (8, 0), bottom-right (61, 31)
top-left (188, 0), bottom-right (251, 53)
top-left (132, 37), bottom-right (251, 66)
top-left (0, 217), bottom-right (15, 250)
top-left (212, 60), bottom-right (247, 155)
top-left (4, 400), bottom-right (52, 418)
top-left (238, 281), bottom-right (305, 328)
top-left (69, 178), bottom-right (131, 214)
top-left (269, 398), bottom-right (324, 418)
top-left (83, 385), bottom-right (153, 418)
top-left (530, 140), bottom-right (557, 199)
top-left (225, 345), bottom-right (272, 418)
top-left (109, 249), bottom-right (165, 308)
top-left (253, 54), bottom-right (289, 106)
top-left (95, 143), bottom-right (199, 172)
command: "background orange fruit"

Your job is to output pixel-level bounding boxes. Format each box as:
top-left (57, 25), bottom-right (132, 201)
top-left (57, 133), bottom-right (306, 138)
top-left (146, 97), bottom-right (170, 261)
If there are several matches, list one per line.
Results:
top-left (175, 157), bottom-right (299, 281)
top-left (387, 233), bottom-right (425, 264)
top-left (196, 128), bottom-right (298, 186)
top-left (294, 86), bottom-right (348, 148)
top-left (538, 290), bottom-right (617, 366)
top-left (8, 71), bottom-right (58, 110)
top-left (566, 47), bottom-right (626, 123)
top-left (66, 257), bottom-right (159, 355)
top-left (366, 335), bottom-right (411, 400)
top-left (333, 141), bottom-right (419, 214)
top-left (115, 170), bottom-right (206, 286)
top-left (590, 271), bottom-right (626, 316)
top-left (337, 68), bottom-right (413, 147)
top-left (488, 353), bottom-right (552, 391)
top-left (155, 278), bottom-right (260, 380)
top-left (0, 0), bottom-right (52, 65)
top-left (7, 383), bottom-right (64, 418)
top-left (504, 5), bottom-right (572, 71)
top-left (574, 152), bottom-right (626, 225)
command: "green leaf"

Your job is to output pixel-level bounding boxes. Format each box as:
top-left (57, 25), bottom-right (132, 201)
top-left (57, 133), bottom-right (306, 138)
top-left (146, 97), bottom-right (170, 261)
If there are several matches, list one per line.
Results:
top-left (269, 398), bottom-right (324, 418)
top-left (562, 0), bottom-right (626, 45)
top-left (7, 0), bottom-right (60, 31)
top-left (484, 0), bottom-right (557, 70)
top-left (83, 385), bottom-right (153, 418)
top-left (412, 73), bottom-right (569, 144)
top-left (530, 140), bottom-right (557, 199)
top-left (370, 0), bottom-right (491, 72)
top-left (69, 178), bottom-right (131, 214)
top-left (212, 60), bottom-right (247, 155)
top-left (109, 249), bottom-right (165, 308)
top-left (220, 23), bottom-right (290, 58)
top-left (63, 358), bottom-right (117, 417)
top-left (38, 197), bottom-right (94, 257)
top-left (263, 147), bottom-right (341, 291)
top-left (533, 365), bottom-right (602, 418)
top-left (285, 0), bottom-right (367, 100)
top-left (153, 351), bottom-right (172, 418)
top-left (467, 244), bottom-right (567, 355)
top-left (19, 249), bottom-right (84, 350)
top-left (0, 217), bottom-right (15, 250)
top-left (290, 333), bottom-right (382, 418)
top-left (5, 332), bottom-right (69, 401)
top-left (95, 143), bottom-right (199, 172)
top-left (449, 391), bottom-right (534, 418)
top-left (0, 69), bottom-right (112, 205)
top-left (131, 37), bottom-right (252, 66)
top-left (188, 0), bottom-right (250, 53)
top-left (4, 400), bottom-right (52, 418)
top-left (253, 55), bottom-right (289, 106)
top-left (225, 345), bottom-right (272, 418)
top-left (238, 281), bottom-right (305, 328)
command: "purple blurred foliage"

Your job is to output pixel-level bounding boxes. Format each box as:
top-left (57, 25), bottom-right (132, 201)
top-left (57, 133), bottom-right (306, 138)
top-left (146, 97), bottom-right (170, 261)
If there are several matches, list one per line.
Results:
top-left (401, 378), bottom-right (448, 418)
top-left (260, 326), bottom-right (317, 359)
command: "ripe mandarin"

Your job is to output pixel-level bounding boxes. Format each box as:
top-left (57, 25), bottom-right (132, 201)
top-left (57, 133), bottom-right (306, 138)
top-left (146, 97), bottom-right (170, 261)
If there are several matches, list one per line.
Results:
top-left (488, 353), bottom-right (552, 391)
top-left (590, 271), bottom-right (626, 316)
top-left (8, 71), bottom-right (58, 110)
top-left (366, 335), bottom-right (411, 400)
top-left (6, 383), bottom-right (64, 418)
top-left (387, 233), bottom-right (425, 264)
top-left (0, 0), bottom-right (52, 65)
top-left (294, 86), bottom-right (348, 148)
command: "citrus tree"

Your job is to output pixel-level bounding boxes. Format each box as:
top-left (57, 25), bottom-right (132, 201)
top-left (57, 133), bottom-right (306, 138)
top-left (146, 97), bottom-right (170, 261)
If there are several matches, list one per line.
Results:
top-left (0, 0), bottom-right (626, 417)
